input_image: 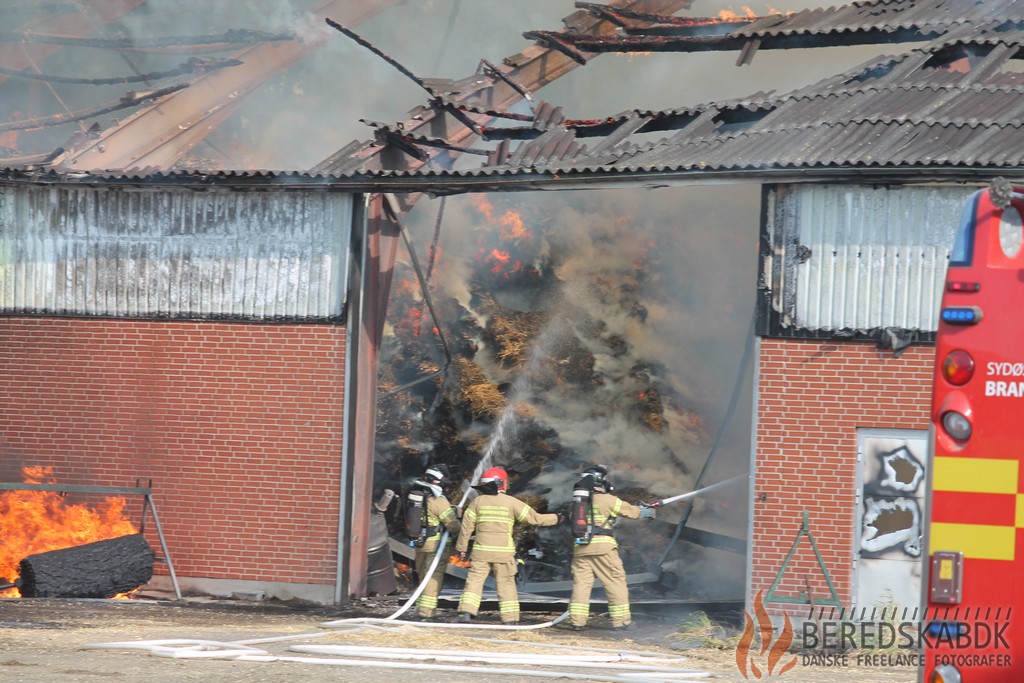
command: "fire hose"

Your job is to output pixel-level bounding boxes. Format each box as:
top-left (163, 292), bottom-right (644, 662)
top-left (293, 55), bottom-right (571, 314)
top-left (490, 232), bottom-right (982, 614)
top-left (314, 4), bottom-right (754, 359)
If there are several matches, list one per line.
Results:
top-left (329, 463), bottom-right (571, 630)
top-left (81, 476), bottom-right (709, 680)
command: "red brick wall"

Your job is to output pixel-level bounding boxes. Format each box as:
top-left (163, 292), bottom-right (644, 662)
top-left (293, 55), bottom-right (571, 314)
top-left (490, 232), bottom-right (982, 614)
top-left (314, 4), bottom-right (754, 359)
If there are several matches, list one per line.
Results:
top-left (0, 317), bottom-right (346, 588)
top-left (752, 338), bottom-right (933, 612)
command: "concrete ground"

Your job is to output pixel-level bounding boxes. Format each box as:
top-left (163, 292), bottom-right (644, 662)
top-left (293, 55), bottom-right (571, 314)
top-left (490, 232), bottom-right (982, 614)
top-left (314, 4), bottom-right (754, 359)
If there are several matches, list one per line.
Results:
top-left (0, 592), bottom-right (917, 682)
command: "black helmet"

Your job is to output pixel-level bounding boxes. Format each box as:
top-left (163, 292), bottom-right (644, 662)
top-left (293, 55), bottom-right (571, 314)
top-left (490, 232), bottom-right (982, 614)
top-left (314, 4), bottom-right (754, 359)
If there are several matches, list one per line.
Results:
top-left (423, 463), bottom-right (449, 485)
top-left (580, 465), bottom-right (611, 491)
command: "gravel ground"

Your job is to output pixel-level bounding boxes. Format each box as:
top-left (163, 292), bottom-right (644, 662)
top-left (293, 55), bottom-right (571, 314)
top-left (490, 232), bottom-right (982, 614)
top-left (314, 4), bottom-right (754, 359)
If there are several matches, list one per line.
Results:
top-left (0, 593), bottom-right (919, 682)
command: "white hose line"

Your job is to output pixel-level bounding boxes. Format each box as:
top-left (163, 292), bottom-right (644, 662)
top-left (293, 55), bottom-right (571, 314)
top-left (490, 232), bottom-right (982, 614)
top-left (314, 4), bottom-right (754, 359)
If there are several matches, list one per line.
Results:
top-left (291, 644), bottom-right (707, 675)
top-left (80, 639), bottom-right (266, 653)
top-left (231, 631), bottom-right (331, 645)
top-left (321, 610), bottom-right (569, 631)
top-left (154, 648), bottom-right (267, 659)
top-left (468, 635), bottom-right (692, 660)
top-left (228, 653), bottom-right (710, 682)
top-left (82, 638), bottom-right (708, 680)
top-left (291, 643), bottom-right (680, 663)
top-left (384, 531), bottom-right (451, 620)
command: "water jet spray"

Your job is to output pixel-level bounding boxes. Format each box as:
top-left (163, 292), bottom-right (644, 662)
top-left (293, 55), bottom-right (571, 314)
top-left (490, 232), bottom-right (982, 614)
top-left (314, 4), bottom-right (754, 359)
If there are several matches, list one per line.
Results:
top-left (645, 473), bottom-right (748, 508)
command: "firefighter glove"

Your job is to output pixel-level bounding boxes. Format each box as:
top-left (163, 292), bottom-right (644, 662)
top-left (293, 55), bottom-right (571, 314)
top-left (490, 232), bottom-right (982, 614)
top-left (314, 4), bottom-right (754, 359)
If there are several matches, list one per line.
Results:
top-left (457, 550), bottom-right (469, 564)
top-left (556, 512), bottom-right (568, 525)
top-left (639, 506), bottom-right (656, 520)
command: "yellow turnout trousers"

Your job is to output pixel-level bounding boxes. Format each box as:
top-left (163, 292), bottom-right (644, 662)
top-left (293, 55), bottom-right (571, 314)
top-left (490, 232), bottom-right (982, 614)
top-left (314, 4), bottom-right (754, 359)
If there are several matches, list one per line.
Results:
top-left (569, 550), bottom-right (631, 627)
top-left (457, 556), bottom-right (520, 623)
top-left (414, 547), bottom-right (449, 617)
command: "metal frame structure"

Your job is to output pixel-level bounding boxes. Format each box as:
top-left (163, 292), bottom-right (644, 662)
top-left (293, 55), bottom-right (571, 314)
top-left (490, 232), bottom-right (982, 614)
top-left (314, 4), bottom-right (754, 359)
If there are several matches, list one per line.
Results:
top-left (0, 479), bottom-right (182, 600)
top-left (763, 510), bottom-right (840, 607)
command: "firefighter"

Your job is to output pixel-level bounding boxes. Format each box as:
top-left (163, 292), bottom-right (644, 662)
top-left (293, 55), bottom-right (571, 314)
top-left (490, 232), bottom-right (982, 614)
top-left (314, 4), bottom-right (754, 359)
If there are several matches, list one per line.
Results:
top-left (568, 465), bottom-right (655, 631)
top-left (453, 466), bottom-right (559, 624)
top-left (405, 463), bottom-right (461, 620)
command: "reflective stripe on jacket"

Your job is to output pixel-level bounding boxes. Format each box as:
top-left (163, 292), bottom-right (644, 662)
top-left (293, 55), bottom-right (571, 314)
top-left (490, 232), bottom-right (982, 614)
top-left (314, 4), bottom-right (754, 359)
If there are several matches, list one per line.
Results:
top-left (573, 491), bottom-right (641, 557)
top-left (419, 495), bottom-right (461, 553)
top-left (455, 492), bottom-right (557, 562)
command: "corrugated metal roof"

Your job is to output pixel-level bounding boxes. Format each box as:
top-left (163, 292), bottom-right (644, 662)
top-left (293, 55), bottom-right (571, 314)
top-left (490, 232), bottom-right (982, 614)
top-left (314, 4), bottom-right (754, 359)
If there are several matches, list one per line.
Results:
top-left (361, 3), bottom-right (1024, 189)
top-left (729, 0), bottom-right (1024, 41)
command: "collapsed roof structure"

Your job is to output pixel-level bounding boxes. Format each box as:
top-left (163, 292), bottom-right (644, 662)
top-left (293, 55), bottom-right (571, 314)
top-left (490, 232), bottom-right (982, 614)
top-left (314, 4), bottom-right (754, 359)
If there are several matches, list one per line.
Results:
top-left (336, 0), bottom-right (1024, 191)
top-left (3, 0), bottom-right (1021, 187)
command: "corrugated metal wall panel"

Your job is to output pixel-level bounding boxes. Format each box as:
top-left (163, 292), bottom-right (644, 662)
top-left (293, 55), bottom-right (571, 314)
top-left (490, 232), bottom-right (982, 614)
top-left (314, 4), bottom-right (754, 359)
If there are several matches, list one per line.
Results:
top-left (0, 185), bottom-right (352, 321)
top-left (765, 184), bottom-right (977, 335)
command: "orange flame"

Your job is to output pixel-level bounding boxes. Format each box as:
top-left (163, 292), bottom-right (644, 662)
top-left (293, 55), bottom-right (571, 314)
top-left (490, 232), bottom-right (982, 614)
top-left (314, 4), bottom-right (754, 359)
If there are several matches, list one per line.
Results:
top-left (719, 7), bottom-right (758, 20)
top-left (735, 590), bottom-right (798, 678)
top-left (471, 195), bottom-right (531, 243)
top-left (0, 466), bottom-right (139, 598)
top-left (449, 552), bottom-right (471, 568)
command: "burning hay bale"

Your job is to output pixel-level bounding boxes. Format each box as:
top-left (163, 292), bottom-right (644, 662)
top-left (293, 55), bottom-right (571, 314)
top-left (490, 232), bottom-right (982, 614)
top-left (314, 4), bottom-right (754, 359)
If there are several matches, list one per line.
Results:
top-left (481, 308), bottom-right (546, 369)
top-left (456, 357), bottom-right (506, 420)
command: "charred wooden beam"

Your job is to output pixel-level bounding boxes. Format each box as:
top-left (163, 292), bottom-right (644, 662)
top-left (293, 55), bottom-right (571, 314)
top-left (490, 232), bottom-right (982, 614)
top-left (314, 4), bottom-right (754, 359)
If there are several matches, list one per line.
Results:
top-left (435, 100), bottom-right (535, 123)
top-left (521, 31), bottom-right (589, 65)
top-left (622, 19), bottom-right (755, 36)
top-left (377, 132), bottom-right (429, 162)
top-left (0, 84), bottom-right (189, 133)
top-left (524, 30), bottom-right (743, 53)
top-left (574, 2), bottom-right (635, 27)
top-left (315, 0), bottom-right (696, 177)
top-left (48, 0), bottom-right (399, 173)
top-left (575, 1), bottom-right (700, 27)
top-left (480, 59), bottom-right (533, 102)
top-left (535, 26), bottom-right (948, 53)
top-left (0, 57), bottom-right (241, 85)
top-left (385, 130), bottom-right (492, 157)
top-left (18, 533), bottom-right (155, 599)
top-left (326, 19), bottom-right (427, 92)
top-left (325, 20), bottom-right (489, 139)
top-left (0, 29), bottom-right (292, 50)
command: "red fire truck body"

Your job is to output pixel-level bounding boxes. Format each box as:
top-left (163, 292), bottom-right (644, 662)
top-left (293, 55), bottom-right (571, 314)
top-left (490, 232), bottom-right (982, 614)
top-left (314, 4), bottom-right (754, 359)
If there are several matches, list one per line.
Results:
top-left (923, 181), bottom-right (1024, 683)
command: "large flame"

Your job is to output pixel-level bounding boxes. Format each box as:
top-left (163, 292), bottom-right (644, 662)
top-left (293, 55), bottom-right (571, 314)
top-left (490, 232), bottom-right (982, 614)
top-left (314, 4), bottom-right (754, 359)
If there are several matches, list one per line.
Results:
top-left (472, 195), bottom-right (532, 243)
top-left (0, 466), bottom-right (139, 598)
top-left (470, 195), bottom-right (540, 285)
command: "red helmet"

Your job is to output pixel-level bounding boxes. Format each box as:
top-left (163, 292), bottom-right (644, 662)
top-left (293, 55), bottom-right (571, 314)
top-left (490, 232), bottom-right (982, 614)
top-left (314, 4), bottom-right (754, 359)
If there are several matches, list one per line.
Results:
top-left (480, 467), bottom-right (508, 492)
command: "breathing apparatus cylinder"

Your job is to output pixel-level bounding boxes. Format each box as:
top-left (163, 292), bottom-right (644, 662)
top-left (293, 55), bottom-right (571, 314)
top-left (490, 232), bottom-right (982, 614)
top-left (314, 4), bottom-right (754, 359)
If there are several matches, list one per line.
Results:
top-left (404, 487), bottom-right (428, 547)
top-left (570, 479), bottom-right (594, 545)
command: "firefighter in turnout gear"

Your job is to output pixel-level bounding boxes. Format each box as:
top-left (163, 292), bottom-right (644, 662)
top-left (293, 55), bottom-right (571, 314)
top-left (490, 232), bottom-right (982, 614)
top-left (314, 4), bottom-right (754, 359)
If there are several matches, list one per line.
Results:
top-left (406, 463), bottom-right (461, 619)
top-left (454, 466), bottom-right (558, 624)
top-left (568, 465), bottom-right (655, 631)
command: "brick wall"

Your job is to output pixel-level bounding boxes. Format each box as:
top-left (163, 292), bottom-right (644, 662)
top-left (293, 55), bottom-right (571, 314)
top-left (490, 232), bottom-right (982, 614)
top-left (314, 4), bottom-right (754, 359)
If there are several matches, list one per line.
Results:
top-left (752, 338), bottom-right (933, 613)
top-left (0, 317), bottom-right (346, 590)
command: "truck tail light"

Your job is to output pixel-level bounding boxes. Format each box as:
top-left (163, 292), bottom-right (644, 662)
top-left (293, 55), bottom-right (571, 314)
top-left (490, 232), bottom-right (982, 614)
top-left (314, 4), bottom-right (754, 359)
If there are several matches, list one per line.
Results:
top-left (941, 350), bottom-right (974, 386)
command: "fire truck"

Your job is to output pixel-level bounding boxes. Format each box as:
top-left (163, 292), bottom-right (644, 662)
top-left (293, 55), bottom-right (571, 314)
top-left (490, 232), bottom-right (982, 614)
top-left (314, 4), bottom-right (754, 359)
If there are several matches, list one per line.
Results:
top-left (923, 180), bottom-right (1024, 682)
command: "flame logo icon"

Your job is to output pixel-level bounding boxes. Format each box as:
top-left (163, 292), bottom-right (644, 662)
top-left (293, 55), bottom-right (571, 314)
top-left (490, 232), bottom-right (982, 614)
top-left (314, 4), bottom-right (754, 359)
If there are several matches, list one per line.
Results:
top-left (735, 590), bottom-right (798, 679)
